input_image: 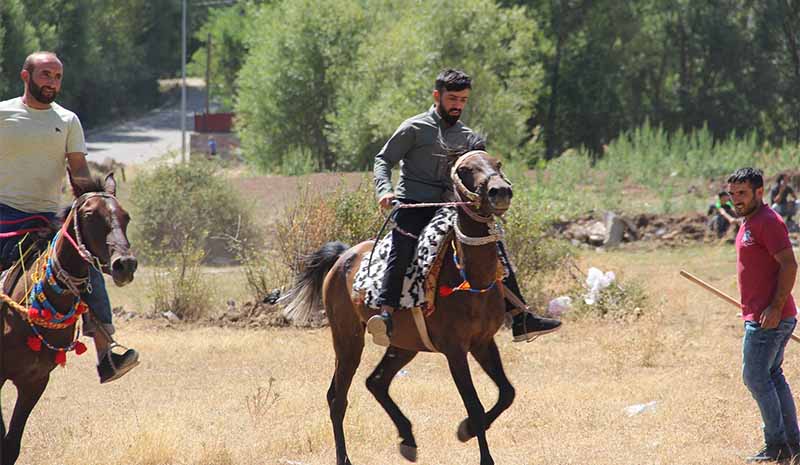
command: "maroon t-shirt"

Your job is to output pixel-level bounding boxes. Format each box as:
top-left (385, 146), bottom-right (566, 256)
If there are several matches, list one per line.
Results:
top-left (736, 204), bottom-right (797, 321)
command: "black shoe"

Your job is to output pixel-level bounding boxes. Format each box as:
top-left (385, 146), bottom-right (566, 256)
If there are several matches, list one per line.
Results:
top-left (746, 443), bottom-right (793, 463)
top-left (366, 311), bottom-right (393, 347)
top-left (98, 347), bottom-right (140, 384)
top-left (512, 312), bottom-right (562, 342)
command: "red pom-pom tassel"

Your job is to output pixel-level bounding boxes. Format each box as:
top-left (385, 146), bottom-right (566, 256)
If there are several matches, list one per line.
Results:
top-left (439, 285), bottom-right (454, 297)
top-left (74, 341), bottom-right (88, 355)
top-left (54, 350), bottom-right (67, 366)
top-left (28, 307), bottom-right (39, 320)
top-left (27, 336), bottom-right (42, 352)
top-left (40, 309), bottom-right (52, 320)
top-left (76, 301), bottom-right (89, 315)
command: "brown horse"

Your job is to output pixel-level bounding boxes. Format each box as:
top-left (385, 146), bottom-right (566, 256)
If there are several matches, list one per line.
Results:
top-left (1, 172), bottom-right (136, 465)
top-left (281, 149), bottom-right (516, 465)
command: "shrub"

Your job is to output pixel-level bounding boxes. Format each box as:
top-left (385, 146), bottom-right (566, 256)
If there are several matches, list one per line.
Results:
top-left (129, 159), bottom-right (262, 264)
top-left (149, 241), bottom-right (214, 321)
top-left (274, 176), bottom-right (382, 276)
top-left (568, 273), bottom-right (649, 321)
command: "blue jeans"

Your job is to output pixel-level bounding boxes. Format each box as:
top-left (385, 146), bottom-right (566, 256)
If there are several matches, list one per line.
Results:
top-left (0, 202), bottom-right (114, 336)
top-left (742, 317), bottom-right (800, 445)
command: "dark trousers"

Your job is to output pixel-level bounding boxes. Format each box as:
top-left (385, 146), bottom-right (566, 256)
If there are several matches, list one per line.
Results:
top-left (377, 202), bottom-right (528, 311)
top-left (377, 202), bottom-right (439, 308)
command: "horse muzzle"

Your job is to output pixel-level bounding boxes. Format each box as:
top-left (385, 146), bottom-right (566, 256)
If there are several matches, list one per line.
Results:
top-left (487, 186), bottom-right (512, 215)
top-left (110, 254), bottom-right (137, 286)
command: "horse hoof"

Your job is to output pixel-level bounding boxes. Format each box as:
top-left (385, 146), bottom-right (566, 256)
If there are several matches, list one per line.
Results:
top-left (399, 443), bottom-right (418, 462)
top-left (456, 419), bottom-right (474, 442)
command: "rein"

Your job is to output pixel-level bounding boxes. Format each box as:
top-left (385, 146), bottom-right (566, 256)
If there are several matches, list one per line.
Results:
top-left (0, 215), bottom-right (52, 238)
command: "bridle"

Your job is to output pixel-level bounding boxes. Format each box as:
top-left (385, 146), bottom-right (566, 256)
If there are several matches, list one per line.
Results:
top-left (449, 150), bottom-right (511, 245)
top-left (52, 192), bottom-right (126, 294)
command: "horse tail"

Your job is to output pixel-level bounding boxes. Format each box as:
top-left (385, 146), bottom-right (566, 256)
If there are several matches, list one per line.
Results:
top-left (280, 241), bottom-right (349, 326)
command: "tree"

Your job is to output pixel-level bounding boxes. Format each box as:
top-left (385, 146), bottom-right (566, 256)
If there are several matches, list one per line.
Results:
top-left (236, 0), bottom-right (367, 172)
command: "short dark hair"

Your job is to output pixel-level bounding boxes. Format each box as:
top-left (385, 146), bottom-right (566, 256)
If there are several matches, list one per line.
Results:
top-left (718, 190), bottom-right (730, 198)
top-left (435, 69), bottom-right (471, 93)
top-left (23, 51), bottom-right (60, 74)
top-left (727, 167), bottom-right (764, 189)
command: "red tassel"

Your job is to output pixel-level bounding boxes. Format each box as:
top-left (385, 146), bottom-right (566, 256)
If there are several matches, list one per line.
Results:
top-left (439, 285), bottom-right (454, 297)
top-left (74, 341), bottom-right (87, 355)
top-left (40, 309), bottom-right (52, 320)
top-left (28, 308), bottom-right (39, 319)
top-left (54, 350), bottom-right (67, 366)
top-left (76, 302), bottom-right (88, 314)
top-left (27, 336), bottom-right (42, 352)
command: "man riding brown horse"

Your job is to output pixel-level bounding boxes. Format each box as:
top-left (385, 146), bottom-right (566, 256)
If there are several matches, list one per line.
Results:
top-left (0, 51), bottom-right (139, 382)
top-left (367, 68), bottom-right (561, 346)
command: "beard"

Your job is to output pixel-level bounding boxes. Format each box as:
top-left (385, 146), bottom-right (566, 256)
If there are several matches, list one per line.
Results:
top-left (28, 76), bottom-right (58, 104)
top-left (734, 200), bottom-right (759, 217)
top-left (437, 98), bottom-right (462, 125)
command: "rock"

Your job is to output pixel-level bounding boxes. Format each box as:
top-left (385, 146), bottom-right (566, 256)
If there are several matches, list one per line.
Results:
top-left (162, 310), bottom-right (181, 322)
top-left (603, 212), bottom-right (626, 247)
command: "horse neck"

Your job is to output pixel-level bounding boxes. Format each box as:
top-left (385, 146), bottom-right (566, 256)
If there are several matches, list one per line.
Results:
top-left (454, 210), bottom-right (499, 288)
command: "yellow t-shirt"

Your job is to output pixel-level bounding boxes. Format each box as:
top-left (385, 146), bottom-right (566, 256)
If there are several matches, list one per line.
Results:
top-left (0, 97), bottom-right (86, 213)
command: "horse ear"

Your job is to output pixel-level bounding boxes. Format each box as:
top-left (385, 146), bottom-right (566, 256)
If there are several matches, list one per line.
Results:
top-left (104, 172), bottom-right (117, 196)
top-left (67, 167), bottom-right (83, 197)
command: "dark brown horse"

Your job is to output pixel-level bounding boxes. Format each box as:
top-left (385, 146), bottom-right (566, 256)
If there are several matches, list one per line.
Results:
top-left (281, 150), bottom-right (516, 465)
top-left (1, 172), bottom-right (136, 465)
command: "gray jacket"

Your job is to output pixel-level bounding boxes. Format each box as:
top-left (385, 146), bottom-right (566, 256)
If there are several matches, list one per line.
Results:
top-left (374, 106), bottom-right (474, 203)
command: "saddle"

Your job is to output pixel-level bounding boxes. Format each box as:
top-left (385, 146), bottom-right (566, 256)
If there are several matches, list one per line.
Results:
top-left (352, 207), bottom-right (505, 314)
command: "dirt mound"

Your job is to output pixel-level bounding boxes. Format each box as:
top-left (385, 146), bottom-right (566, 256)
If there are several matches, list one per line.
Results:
top-left (555, 211), bottom-right (712, 246)
top-left (210, 300), bottom-right (293, 328)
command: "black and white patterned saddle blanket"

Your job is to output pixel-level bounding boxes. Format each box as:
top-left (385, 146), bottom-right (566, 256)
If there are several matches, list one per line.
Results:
top-left (353, 207), bottom-right (456, 311)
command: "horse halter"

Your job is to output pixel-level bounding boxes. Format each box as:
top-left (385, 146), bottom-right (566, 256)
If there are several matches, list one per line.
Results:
top-left (450, 150), bottom-right (510, 245)
top-left (450, 150), bottom-right (513, 223)
top-left (63, 191), bottom-right (126, 273)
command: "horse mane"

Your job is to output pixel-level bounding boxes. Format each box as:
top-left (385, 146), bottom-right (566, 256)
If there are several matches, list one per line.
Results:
top-left (439, 133), bottom-right (487, 161)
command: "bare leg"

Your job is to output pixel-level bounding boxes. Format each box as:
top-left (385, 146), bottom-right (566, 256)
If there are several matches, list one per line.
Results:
top-left (446, 350), bottom-right (494, 465)
top-left (457, 339), bottom-right (515, 442)
top-left (365, 346), bottom-right (418, 461)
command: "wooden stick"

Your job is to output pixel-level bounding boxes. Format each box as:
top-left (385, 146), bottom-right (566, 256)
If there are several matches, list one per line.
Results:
top-left (680, 270), bottom-right (800, 343)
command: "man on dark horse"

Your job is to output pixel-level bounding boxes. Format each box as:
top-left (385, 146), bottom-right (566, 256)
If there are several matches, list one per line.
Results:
top-left (367, 68), bottom-right (562, 346)
top-left (0, 51), bottom-right (139, 383)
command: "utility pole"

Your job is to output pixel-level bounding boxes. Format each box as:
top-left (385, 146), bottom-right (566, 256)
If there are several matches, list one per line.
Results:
top-left (205, 32), bottom-right (211, 130)
top-left (181, 0), bottom-right (187, 163)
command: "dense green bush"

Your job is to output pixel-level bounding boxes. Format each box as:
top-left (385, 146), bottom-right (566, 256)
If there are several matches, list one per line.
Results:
top-left (129, 160), bottom-right (262, 264)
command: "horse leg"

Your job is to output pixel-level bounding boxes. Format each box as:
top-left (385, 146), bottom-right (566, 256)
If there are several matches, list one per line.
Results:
top-left (1, 381), bottom-right (5, 457)
top-left (328, 330), bottom-right (365, 465)
top-left (2, 376), bottom-right (48, 465)
top-left (457, 339), bottom-right (515, 443)
top-left (365, 346), bottom-right (418, 462)
top-left (446, 350), bottom-right (494, 465)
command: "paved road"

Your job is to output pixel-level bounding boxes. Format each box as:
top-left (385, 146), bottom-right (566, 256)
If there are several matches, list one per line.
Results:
top-left (85, 84), bottom-right (206, 165)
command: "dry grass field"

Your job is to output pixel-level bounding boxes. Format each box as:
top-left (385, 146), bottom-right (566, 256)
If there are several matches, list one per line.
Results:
top-left (3, 244), bottom-right (798, 465)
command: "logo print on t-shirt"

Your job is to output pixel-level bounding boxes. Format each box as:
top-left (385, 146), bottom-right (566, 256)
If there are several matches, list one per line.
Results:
top-left (55, 127), bottom-right (61, 133)
top-left (742, 229), bottom-right (754, 246)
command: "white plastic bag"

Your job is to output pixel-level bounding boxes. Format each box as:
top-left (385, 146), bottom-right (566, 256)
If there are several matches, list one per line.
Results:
top-left (547, 296), bottom-right (573, 317)
top-left (584, 267), bottom-right (616, 305)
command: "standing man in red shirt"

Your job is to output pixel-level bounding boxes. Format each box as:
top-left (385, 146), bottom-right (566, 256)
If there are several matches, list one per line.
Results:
top-left (729, 168), bottom-right (799, 463)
